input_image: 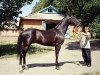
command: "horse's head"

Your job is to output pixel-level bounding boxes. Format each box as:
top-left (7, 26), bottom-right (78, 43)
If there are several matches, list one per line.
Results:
top-left (66, 15), bottom-right (81, 26)
top-left (73, 25), bottom-right (82, 34)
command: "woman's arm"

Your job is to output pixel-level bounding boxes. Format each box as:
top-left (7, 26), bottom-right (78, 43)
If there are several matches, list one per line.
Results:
top-left (84, 32), bottom-right (91, 39)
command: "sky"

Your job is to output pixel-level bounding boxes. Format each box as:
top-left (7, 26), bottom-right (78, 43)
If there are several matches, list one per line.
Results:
top-left (19, 0), bottom-right (40, 17)
top-left (16, 0), bottom-right (40, 25)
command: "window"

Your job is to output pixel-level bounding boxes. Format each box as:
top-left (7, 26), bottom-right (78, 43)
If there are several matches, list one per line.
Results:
top-left (48, 9), bottom-right (52, 13)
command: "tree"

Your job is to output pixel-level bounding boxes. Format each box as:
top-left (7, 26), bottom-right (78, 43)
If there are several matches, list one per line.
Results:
top-left (32, 0), bottom-right (46, 13)
top-left (89, 16), bottom-right (100, 38)
top-left (0, 0), bottom-right (33, 30)
top-left (33, 0), bottom-right (100, 26)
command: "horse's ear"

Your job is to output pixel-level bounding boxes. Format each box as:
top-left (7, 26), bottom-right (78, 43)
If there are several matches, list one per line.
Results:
top-left (66, 15), bottom-right (70, 19)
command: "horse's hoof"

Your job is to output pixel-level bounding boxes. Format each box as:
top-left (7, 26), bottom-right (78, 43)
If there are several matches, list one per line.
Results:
top-left (24, 67), bottom-right (29, 70)
top-left (56, 66), bottom-right (60, 70)
top-left (19, 70), bottom-right (23, 73)
top-left (22, 65), bottom-right (29, 70)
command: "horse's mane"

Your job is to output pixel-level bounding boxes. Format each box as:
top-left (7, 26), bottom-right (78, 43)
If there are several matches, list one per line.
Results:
top-left (55, 17), bottom-right (65, 28)
top-left (54, 16), bottom-right (67, 29)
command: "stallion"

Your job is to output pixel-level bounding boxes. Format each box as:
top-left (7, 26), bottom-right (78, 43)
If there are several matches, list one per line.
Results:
top-left (17, 15), bottom-right (80, 72)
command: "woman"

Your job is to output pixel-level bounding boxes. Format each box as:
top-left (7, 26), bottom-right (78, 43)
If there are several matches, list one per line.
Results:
top-left (76, 26), bottom-right (91, 67)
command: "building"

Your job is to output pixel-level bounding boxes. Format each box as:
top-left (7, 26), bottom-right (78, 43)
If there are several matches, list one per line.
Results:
top-left (19, 5), bottom-right (64, 30)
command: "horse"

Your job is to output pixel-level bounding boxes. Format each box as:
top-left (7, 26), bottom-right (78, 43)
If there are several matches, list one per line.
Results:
top-left (17, 15), bottom-right (81, 72)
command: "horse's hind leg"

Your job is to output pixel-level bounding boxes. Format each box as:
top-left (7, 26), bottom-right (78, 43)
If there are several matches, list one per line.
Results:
top-left (19, 52), bottom-right (23, 73)
top-left (23, 45), bottom-right (30, 70)
top-left (55, 45), bottom-right (61, 70)
top-left (19, 45), bottom-right (30, 72)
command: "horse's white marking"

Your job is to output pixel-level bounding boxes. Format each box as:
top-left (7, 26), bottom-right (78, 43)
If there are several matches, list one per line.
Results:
top-left (19, 65), bottom-right (23, 71)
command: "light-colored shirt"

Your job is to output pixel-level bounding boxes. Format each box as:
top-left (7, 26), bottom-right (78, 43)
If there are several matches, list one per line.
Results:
top-left (80, 32), bottom-right (91, 48)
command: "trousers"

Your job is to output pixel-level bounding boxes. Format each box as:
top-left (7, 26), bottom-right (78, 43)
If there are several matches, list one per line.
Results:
top-left (82, 48), bottom-right (91, 65)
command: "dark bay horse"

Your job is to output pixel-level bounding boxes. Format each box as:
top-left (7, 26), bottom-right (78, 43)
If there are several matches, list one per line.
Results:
top-left (17, 15), bottom-right (80, 72)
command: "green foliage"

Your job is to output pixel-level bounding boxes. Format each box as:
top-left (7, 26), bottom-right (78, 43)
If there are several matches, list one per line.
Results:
top-left (89, 16), bottom-right (100, 33)
top-left (32, 0), bottom-right (46, 13)
top-left (33, 0), bottom-right (54, 13)
top-left (89, 23), bottom-right (100, 33)
top-left (89, 16), bottom-right (100, 39)
top-left (0, 0), bottom-right (33, 29)
top-left (33, 0), bottom-right (100, 25)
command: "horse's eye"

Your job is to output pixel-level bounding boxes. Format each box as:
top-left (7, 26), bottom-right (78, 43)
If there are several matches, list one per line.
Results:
top-left (73, 18), bottom-right (75, 19)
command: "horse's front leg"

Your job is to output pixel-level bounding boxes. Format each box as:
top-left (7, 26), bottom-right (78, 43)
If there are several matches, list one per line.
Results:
top-left (55, 45), bottom-right (61, 70)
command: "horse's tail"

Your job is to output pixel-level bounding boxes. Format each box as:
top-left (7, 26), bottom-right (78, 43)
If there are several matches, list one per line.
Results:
top-left (17, 33), bottom-right (23, 59)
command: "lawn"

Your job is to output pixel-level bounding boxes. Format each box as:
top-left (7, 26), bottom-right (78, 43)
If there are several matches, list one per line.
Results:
top-left (0, 36), bottom-right (53, 58)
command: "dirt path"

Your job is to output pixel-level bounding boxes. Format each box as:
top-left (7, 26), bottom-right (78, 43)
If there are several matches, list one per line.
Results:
top-left (0, 40), bottom-right (100, 75)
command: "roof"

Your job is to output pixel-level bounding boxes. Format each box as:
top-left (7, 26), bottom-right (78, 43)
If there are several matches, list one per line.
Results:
top-left (38, 5), bottom-right (58, 13)
top-left (23, 13), bottom-right (64, 21)
top-left (22, 5), bottom-right (64, 21)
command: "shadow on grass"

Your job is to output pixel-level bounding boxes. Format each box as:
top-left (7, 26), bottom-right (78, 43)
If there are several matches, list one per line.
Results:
top-left (66, 39), bottom-right (100, 51)
top-left (0, 44), bottom-right (53, 57)
top-left (0, 44), bottom-right (17, 56)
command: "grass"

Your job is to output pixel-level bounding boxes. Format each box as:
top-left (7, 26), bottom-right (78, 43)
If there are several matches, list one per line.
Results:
top-left (0, 36), bottom-right (53, 58)
top-left (0, 44), bottom-right (53, 59)
top-left (79, 72), bottom-right (100, 75)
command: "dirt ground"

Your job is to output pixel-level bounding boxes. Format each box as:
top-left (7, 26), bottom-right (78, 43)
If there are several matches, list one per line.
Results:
top-left (0, 39), bottom-right (100, 75)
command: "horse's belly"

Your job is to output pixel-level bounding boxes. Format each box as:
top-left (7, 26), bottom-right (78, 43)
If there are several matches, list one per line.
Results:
top-left (38, 40), bottom-right (56, 46)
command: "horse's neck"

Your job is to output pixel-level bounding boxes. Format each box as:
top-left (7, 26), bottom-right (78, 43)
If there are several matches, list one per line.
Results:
top-left (55, 18), bottom-right (69, 35)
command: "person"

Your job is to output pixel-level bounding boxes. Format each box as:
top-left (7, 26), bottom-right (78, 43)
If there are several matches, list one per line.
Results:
top-left (77, 26), bottom-right (91, 67)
